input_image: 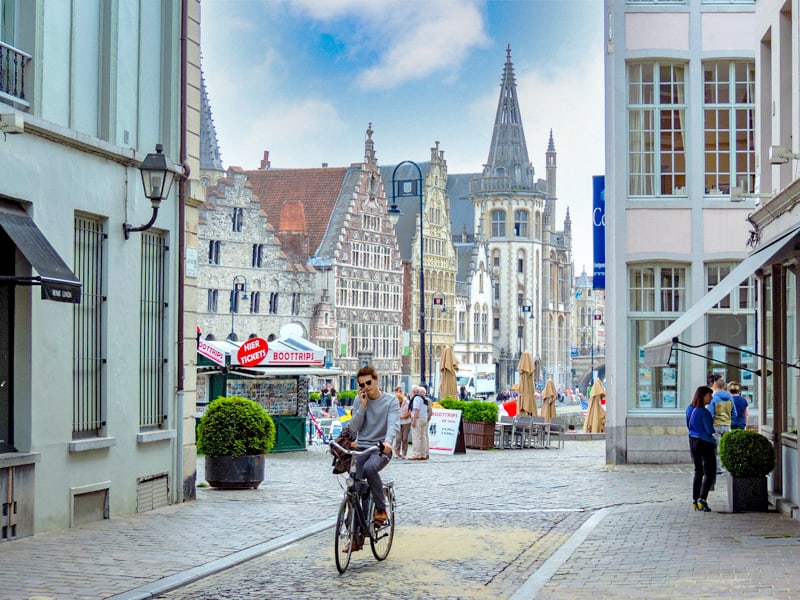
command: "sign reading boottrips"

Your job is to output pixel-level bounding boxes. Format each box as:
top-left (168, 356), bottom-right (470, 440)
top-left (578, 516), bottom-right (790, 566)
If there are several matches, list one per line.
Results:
top-left (237, 337), bottom-right (269, 367)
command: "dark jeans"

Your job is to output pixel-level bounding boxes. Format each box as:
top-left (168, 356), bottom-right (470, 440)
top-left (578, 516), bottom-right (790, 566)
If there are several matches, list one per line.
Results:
top-left (689, 436), bottom-right (717, 501)
top-left (355, 450), bottom-right (390, 512)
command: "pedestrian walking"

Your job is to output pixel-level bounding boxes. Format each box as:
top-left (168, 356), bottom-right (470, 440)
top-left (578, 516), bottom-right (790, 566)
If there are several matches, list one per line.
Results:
top-left (708, 373), bottom-right (736, 473)
top-left (687, 385), bottom-right (716, 512)
top-left (408, 385), bottom-right (430, 460)
top-left (394, 386), bottom-right (411, 458)
top-left (728, 381), bottom-right (749, 430)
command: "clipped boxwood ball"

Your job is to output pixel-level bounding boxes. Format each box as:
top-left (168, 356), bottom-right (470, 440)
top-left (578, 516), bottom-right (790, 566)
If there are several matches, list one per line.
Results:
top-left (719, 429), bottom-right (775, 477)
top-left (197, 396), bottom-right (276, 458)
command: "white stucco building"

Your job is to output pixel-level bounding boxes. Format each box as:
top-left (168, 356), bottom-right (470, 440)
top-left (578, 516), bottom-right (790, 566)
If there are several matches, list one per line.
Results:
top-left (604, 0), bottom-right (757, 463)
top-left (0, 1), bottom-right (201, 538)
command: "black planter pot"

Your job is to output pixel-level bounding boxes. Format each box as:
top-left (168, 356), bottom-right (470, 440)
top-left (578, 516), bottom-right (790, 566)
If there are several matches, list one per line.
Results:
top-left (205, 454), bottom-right (266, 489)
top-left (727, 475), bottom-right (769, 512)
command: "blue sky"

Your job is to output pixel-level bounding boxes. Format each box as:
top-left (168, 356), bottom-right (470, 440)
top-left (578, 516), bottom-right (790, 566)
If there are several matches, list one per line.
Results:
top-left (201, 0), bottom-right (605, 271)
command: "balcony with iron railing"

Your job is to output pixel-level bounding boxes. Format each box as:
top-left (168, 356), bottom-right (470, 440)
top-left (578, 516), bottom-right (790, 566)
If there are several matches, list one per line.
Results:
top-left (1, 40), bottom-right (31, 108)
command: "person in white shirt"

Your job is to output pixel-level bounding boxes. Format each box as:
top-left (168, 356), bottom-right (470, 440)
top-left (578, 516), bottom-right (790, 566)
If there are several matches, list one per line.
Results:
top-left (408, 384), bottom-right (430, 460)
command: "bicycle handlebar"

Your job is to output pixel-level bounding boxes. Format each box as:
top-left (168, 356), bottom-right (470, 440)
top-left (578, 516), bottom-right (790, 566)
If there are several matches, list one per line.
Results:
top-left (329, 440), bottom-right (383, 457)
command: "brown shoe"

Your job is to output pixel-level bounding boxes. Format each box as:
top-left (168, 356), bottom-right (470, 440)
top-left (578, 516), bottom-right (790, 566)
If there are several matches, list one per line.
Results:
top-left (373, 509), bottom-right (388, 526)
top-left (343, 538), bottom-right (362, 552)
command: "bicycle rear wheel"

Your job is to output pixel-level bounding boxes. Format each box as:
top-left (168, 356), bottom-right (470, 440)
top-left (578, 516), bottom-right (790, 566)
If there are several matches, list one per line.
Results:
top-left (334, 497), bottom-right (356, 573)
top-left (369, 485), bottom-right (395, 560)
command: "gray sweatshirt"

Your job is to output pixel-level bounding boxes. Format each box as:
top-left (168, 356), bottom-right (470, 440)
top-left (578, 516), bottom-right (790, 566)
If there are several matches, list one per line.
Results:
top-left (348, 390), bottom-right (400, 447)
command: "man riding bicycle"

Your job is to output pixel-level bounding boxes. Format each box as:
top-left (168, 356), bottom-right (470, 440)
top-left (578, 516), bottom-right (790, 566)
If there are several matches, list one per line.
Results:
top-left (346, 365), bottom-right (400, 551)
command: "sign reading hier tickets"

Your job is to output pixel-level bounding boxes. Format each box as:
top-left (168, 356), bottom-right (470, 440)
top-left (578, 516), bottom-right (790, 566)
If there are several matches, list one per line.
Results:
top-left (428, 408), bottom-right (462, 455)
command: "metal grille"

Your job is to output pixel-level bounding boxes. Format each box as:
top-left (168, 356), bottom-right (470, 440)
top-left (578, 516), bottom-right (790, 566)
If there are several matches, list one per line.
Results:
top-left (73, 216), bottom-right (105, 437)
top-left (0, 40), bottom-right (31, 106)
top-left (139, 232), bottom-right (167, 428)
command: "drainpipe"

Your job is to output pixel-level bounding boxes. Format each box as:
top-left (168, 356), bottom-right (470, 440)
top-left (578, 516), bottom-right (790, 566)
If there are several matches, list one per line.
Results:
top-left (174, 0), bottom-right (189, 504)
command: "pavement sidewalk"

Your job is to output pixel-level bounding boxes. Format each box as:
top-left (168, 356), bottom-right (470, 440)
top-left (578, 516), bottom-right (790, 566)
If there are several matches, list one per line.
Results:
top-left (1, 441), bottom-right (799, 599)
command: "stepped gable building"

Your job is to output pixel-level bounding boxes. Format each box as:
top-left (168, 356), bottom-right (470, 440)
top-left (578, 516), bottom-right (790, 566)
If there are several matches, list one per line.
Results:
top-left (457, 45), bottom-right (573, 390)
top-left (196, 166), bottom-right (316, 348)
top-left (380, 142), bottom-right (458, 389)
top-left (242, 125), bottom-right (404, 390)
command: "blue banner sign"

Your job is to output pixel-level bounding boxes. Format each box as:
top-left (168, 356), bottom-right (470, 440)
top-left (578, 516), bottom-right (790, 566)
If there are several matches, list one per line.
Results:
top-left (592, 175), bottom-right (605, 290)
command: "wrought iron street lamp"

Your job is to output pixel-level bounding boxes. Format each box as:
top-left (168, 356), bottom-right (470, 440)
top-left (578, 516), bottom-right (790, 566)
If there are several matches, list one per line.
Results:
top-left (228, 275), bottom-right (249, 341)
top-left (388, 161), bottom-right (426, 386)
top-left (591, 307), bottom-right (604, 380)
top-left (124, 144), bottom-right (179, 239)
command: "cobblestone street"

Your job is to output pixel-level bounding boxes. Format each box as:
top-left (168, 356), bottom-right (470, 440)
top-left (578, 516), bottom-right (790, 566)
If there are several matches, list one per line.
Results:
top-left (3, 441), bottom-right (800, 599)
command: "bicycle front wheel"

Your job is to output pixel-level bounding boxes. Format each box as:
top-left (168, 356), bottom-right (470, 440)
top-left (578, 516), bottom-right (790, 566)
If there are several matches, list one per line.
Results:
top-left (334, 497), bottom-right (356, 573)
top-left (369, 485), bottom-right (395, 560)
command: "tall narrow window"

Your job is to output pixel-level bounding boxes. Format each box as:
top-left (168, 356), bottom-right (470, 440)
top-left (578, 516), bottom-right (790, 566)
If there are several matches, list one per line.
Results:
top-left (628, 62), bottom-right (686, 196)
top-left (139, 232), bottom-right (167, 428)
top-left (208, 240), bottom-right (220, 264)
top-left (232, 208), bottom-right (243, 232)
top-left (269, 292), bottom-right (279, 314)
top-left (250, 291), bottom-right (260, 314)
top-left (491, 210), bottom-right (506, 237)
top-left (252, 244), bottom-right (265, 267)
top-left (292, 292), bottom-right (300, 315)
top-left (703, 60), bottom-right (755, 195)
top-left (514, 210), bottom-right (528, 237)
top-left (73, 215), bottom-right (106, 438)
top-left (207, 289), bottom-right (218, 312)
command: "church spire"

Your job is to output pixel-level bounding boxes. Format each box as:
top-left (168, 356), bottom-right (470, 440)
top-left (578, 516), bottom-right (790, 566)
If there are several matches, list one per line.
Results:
top-left (199, 68), bottom-right (224, 172)
top-left (483, 45), bottom-right (534, 189)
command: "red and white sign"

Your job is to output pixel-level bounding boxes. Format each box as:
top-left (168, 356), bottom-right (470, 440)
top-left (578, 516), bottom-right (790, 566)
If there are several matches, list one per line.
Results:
top-left (237, 337), bottom-right (269, 367)
top-left (198, 339), bottom-right (225, 366)
top-left (429, 408), bottom-right (462, 455)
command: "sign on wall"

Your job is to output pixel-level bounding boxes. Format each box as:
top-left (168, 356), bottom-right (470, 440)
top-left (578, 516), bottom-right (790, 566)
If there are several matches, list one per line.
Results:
top-left (592, 175), bottom-right (606, 290)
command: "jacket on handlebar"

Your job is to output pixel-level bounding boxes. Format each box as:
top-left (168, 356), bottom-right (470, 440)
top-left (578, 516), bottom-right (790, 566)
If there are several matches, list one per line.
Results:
top-left (348, 390), bottom-right (400, 448)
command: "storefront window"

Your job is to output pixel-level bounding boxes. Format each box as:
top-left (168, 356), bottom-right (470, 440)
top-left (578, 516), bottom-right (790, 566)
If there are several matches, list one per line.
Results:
top-left (786, 269), bottom-right (796, 432)
top-left (631, 319), bottom-right (679, 409)
top-left (764, 275), bottom-right (773, 429)
top-left (705, 263), bottom-right (756, 418)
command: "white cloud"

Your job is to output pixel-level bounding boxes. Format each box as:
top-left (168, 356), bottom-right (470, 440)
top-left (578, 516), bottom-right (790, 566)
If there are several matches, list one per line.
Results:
top-left (287, 0), bottom-right (490, 90)
top-left (220, 99), bottom-right (346, 170)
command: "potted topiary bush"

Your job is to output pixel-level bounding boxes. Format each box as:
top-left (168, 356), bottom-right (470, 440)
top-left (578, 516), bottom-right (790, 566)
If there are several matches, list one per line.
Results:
top-left (197, 395), bottom-right (276, 489)
top-left (719, 429), bottom-right (775, 512)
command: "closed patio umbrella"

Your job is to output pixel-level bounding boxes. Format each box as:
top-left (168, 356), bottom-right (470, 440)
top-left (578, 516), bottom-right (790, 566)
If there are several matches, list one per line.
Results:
top-left (517, 352), bottom-right (537, 416)
top-left (439, 346), bottom-right (459, 400)
top-left (541, 379), bottom-right (558, 422)
top-left (584, 378), bottom-right (606, 433)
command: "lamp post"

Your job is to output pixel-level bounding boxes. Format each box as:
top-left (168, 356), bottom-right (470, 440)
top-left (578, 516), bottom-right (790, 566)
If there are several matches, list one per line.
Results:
top-left (591, 308), bottom-right (604, 380)
top-left (428, 292), bottom-right (446, 388)
top-left (228, 275), bottom-right (249, 341)
top-left (388, 161), bottom-right (425, 386)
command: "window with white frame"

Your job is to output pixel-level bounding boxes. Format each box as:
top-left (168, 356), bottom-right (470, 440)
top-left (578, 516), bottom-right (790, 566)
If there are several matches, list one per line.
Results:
top-left (491, 210), bottom-right (506, 237)
top-left (703, 60), bottom-right (755, 195)
top-left (514, 210), bottom-right (528, 237)
top-left (627, 62), bottom-right (687, 196)
top-left (629, 264), bottom-right (687, 411)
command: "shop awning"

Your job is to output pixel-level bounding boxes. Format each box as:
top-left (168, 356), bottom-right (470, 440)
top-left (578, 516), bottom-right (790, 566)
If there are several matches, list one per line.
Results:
top-left (0, 203), bottom-right (82, 303)
top-left (643, 223), bottom-right (800, 366)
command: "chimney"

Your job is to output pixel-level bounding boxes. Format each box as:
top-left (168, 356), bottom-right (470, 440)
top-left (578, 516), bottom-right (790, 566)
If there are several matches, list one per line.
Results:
top-left (260, 151), bottom-right (271, 170)
top-left (322, 163), bottom-right (328, 168)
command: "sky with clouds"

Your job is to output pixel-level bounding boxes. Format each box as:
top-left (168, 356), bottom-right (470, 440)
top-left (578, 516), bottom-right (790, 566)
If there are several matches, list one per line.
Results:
top-left (201, 0), bottom-right (605, 272)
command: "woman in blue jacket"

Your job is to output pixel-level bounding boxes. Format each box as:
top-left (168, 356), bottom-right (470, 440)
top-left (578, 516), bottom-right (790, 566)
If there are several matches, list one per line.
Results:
top-left (686, 385), bottom-right (715, 512)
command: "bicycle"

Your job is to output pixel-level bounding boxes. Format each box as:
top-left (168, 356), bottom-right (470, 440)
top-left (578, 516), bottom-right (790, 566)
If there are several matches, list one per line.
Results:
top-left (329, 441), bottom-right (395, 573)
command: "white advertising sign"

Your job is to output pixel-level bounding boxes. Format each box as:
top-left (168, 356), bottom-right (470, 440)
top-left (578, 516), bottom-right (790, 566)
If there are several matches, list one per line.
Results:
top-left (428, 408), bottom-right (462, 455)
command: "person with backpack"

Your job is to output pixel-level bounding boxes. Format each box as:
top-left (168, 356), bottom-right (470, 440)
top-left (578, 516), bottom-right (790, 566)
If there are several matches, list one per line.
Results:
top-left (408, 384), bottom-right (430, 461)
